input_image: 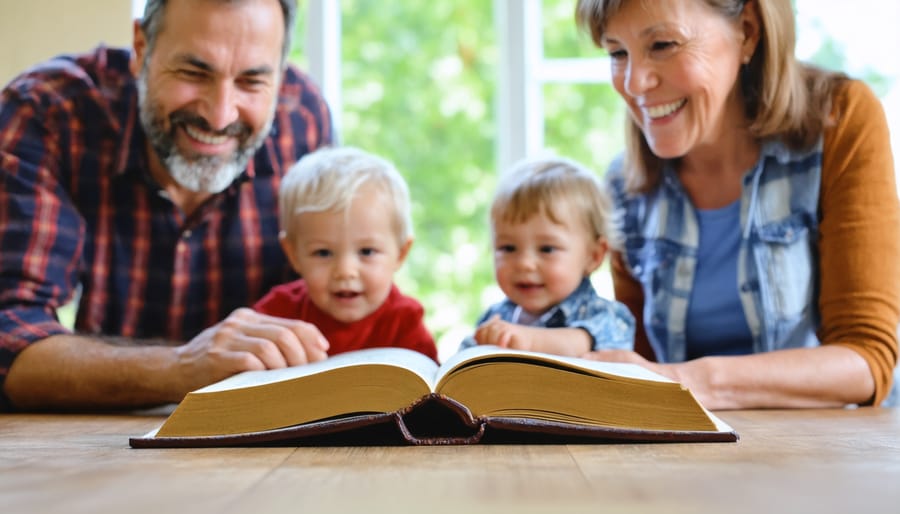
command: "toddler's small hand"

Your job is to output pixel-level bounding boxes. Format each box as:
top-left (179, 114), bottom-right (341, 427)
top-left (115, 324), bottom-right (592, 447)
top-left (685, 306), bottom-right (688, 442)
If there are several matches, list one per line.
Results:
top-left (475, 315), bottom-right (530, 350)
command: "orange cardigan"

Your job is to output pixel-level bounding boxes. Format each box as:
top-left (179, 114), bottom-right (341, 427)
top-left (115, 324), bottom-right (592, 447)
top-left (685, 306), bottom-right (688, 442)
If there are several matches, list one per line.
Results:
top-left (611, 80), bottom-right (900, 405)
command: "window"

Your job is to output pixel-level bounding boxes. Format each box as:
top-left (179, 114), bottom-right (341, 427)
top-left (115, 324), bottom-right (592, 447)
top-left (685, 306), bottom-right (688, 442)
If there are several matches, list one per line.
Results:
top-left (794, 0), bottom-right (900, 175)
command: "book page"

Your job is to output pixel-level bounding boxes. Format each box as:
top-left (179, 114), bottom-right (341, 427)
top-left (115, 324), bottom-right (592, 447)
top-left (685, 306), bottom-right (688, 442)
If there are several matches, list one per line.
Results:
top-left (703, 408), bottom-right (736, 433)
top-left (196, 347), bottom-right (441, 393)
top-left (437, 345), bottom-right (678, 386)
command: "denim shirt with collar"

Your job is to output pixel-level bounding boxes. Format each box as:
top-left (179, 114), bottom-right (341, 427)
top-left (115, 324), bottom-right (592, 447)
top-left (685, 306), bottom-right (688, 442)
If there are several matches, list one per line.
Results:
top-left (459, 277), bottom-right (635, 352)
top-left (607, 138), bottom-right (899, 406)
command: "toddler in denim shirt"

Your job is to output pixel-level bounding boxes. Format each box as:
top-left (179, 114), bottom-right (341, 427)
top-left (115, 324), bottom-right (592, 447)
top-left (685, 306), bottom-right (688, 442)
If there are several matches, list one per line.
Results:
top-left (459, 156), bottom-right (635, 356)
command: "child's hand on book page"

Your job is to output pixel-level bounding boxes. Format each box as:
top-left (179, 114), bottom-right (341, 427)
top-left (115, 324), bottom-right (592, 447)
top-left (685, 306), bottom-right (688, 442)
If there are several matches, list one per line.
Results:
top-left (173, 308), bottom-right (331, 392)
top-left (474, 315), bottom-right (533, 350)
top-left (475, 316), bottom-right (594, 356)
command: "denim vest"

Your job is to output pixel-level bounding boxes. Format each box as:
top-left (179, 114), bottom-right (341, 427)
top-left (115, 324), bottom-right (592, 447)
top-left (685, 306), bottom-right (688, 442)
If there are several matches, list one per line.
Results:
top-left (607, 139), bottom-right (898, 406)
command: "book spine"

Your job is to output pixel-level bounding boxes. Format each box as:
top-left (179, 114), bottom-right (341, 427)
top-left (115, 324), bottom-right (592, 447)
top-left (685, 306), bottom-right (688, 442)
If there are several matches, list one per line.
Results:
top-left (393, 393), bottom-right (486, 445)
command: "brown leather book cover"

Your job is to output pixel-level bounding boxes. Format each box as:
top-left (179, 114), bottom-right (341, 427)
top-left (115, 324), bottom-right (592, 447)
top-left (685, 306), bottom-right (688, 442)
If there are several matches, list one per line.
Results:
top-left (129, 394), bottom-right (738, 448)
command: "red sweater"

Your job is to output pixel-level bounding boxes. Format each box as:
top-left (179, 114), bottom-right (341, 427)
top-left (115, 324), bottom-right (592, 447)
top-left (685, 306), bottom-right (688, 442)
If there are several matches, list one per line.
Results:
top-left (253, 280), bottom-right (438, 361)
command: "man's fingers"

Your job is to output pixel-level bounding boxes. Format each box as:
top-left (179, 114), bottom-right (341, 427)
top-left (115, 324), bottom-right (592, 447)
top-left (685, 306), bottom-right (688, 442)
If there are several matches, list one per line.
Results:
top-left (221, 310), bottom-right (330, 366)
top-left (253, 314), bottom-right (329, 352)
top-left (289, 323), bottom-right (329, 363)
top-left (217, 350), bottom-right (268, 374)
top-left (232, 324), bottom-right (310, 366)
top-left (218, 335), bottom-right (290, 369)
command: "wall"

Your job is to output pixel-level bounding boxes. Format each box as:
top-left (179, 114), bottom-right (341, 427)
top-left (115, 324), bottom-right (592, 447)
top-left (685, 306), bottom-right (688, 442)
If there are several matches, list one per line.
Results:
top-left (0, 0), bottom-right (132, 86)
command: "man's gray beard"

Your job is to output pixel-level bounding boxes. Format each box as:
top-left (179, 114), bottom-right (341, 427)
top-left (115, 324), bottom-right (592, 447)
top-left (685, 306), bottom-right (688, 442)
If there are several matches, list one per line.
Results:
top-left (136, 70), bottom-right (274, 194)
top-left (162, 145), bottom-right (254, 193)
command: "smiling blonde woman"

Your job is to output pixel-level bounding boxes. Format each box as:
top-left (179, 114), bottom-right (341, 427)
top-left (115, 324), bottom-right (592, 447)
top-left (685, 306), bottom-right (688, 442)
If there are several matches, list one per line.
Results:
top-left (576, 0), bottom-right (900, 409)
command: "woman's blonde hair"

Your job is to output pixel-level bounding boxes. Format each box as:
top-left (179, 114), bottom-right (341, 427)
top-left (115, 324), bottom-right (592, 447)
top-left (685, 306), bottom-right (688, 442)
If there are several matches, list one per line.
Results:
top-left (492, 156), bottom-right (620, 248)
top-left (279, 146), bottom-right (413, 245)
top-left (575, 0), bottom-right (847, 193)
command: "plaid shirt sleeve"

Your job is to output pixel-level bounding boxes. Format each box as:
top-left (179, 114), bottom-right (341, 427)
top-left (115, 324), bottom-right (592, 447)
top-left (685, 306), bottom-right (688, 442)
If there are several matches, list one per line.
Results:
top-left (0, 60), bottom-right (85, 384)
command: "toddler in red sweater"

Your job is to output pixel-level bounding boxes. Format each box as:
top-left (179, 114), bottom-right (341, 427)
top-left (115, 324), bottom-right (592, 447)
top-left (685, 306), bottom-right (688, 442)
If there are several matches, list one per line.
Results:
top-left (253, 146), bottom-right (438, 361)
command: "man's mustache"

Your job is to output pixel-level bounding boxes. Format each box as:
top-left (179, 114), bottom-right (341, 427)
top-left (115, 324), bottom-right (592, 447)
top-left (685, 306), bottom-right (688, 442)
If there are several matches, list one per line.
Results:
top-left (169, 110), bottom-right (252, 140)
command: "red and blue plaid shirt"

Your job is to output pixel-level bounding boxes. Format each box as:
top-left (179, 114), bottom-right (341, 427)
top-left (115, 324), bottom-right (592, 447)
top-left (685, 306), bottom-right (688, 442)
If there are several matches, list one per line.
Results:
top-left (0, 46), bottom-right (332, 401)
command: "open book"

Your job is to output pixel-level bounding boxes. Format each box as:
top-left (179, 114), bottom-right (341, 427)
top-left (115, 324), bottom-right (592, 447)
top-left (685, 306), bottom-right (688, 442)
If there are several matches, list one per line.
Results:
top-left (130, 346), bottom-right (737, 447)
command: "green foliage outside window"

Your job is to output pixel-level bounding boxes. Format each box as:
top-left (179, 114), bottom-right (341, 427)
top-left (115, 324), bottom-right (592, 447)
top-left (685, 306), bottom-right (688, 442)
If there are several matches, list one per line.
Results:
top-left (296, 2), bottom-right (499, 352)
top-left (542, 1), bottom-right (627, 178)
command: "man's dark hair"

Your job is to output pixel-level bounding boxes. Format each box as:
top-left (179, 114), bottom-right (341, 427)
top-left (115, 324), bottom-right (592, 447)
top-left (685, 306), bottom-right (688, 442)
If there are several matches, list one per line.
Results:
top-left (140, 0), bottom-right (297, 63)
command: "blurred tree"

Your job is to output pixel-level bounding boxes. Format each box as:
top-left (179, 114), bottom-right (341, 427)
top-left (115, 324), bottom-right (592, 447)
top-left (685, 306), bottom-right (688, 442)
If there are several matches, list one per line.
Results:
top-left (542, 0), bottom-right (626, 182)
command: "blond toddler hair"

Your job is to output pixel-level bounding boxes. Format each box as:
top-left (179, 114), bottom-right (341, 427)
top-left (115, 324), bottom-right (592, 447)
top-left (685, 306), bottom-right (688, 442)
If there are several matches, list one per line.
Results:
top-left (491, 156), bottom-right (619, 248)
top-left (279, 146), bottom-right (413, 246)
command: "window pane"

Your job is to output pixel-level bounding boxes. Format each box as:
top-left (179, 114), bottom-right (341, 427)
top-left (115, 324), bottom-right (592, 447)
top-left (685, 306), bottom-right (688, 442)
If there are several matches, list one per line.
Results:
top-left (796, 0), bottom-right (900, 182)
top-left (542, 0), bottom-right (602, 59)
top-left (339, 0), bottom-right (498, 354)
top-left (543, 82), bottom-right (625, 178)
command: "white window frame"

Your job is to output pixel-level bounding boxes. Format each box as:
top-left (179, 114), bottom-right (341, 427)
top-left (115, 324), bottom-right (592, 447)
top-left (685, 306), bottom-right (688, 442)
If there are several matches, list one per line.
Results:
top-left (305, 0), bottom-right (343, 142)
top-left (493, 0), bottom-right (609, 171)
top-left (301, 0), bottom-right (608, 172)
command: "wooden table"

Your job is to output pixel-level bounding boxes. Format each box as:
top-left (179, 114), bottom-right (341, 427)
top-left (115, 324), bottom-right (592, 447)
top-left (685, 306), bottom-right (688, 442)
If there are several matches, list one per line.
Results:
top-left (1, 408), bottom-right (898, 514)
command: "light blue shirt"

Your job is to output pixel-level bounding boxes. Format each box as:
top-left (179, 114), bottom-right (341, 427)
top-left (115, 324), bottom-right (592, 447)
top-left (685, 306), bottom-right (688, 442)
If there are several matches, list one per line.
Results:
top-left (685, 199), bottom-right (753, 359)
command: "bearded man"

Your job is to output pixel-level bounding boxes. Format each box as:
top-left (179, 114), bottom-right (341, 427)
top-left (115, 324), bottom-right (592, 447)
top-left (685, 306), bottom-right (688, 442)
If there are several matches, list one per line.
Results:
top-left (0, 0), bottom-right (334, 411)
